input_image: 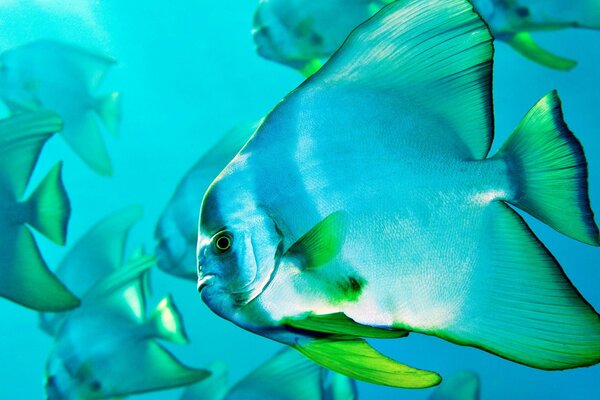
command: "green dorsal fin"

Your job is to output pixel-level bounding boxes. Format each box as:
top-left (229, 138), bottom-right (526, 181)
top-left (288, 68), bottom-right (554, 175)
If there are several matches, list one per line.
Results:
top-left (293, 337), bottom-right (440, 389)
top-left (283, 312), bottom-right (408, 338)
top-left (284, 211), bottom-right (347, 270)
top-left (295, 0), bottom-right (494, 159)
top-left (508, 32), bottom-right (577, 71)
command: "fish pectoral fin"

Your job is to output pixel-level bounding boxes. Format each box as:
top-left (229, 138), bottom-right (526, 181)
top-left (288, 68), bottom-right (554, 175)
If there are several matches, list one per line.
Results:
top-left (284, 312), bottom-right (408, 338)
top-left (112, 340), bottom-right (210, 395)
top-left (283, 211), bottom-right (348, 270)
top-left (293, 337), bottom-right (441, 388)
top-left (508, 32), bottom-right (577, 70)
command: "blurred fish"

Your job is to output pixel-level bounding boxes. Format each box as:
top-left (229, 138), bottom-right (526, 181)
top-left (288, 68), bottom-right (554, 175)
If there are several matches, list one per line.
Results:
top-left (199, 0), bottom-right (600, 389)
top-left (429, 371), bottom-right (480, 400)
top-left (155, 123), bottom-right (257, 279)
top-left (44, 209), bottom-right (209, 399)
top-left (253, 0), bottom-right (394, 76)
top-left (181, 348), bottom-right (357, 400)
top-left (0, 40), bottom-right (121, 175)
top-left (253, 0), bottom-right (600, 72)
top-left (0, 110), bottom-right (78, 311)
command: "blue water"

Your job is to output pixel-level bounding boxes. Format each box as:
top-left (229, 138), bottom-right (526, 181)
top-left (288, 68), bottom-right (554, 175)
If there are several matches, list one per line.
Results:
top-left (0, 1), bottom-right (598, 399)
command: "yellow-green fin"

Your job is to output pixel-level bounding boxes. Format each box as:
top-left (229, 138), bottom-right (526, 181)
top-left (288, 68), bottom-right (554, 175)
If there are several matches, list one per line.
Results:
top-left (284, 211), bottom-right (347, 270)
top-left (283, 312), bottom-right (408, 339)
top-left (508, 32), bottom-right (577, 71)
top-left (293, 337), bottom-right (440, 388)
top-left (147, 295), bottom-right (189, 345)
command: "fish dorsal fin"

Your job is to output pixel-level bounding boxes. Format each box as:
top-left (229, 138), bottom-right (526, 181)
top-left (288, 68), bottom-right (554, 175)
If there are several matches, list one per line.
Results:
top-left (54, 206), bottom-right (143, 298)
top-left (0, 111), bottom-right (62, 198)
top-left (146, 295), bottom-right (189, 344)
top-left (227, 348), bottom-right (324, 400)
top-left (283, 211), bottom-right (347, 270)
top-left (180, 362), bottom-right (229, 400)
top-left (429, 371), bottom-right (480, 400)
top-left (291, 0), bottom-right (494, 159)
top-left (102, 340), bottom-right (210, 397)
top-left (283, 312), bottom-right (408, 339)
top-left (294, 337), bottom-right (440, 389)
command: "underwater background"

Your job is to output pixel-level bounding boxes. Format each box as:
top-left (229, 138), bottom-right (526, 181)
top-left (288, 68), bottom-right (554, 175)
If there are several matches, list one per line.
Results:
top-left (0, 1), bottom-right (598, 399)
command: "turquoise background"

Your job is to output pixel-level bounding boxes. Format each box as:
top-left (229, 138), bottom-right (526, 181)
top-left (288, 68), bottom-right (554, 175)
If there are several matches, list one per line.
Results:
top-left (0, 1), bottom-right (598, 399)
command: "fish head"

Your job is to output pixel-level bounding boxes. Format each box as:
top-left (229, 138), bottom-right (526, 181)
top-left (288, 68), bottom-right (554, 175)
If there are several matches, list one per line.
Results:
top-left (196, 181), bottom-right (283, 323)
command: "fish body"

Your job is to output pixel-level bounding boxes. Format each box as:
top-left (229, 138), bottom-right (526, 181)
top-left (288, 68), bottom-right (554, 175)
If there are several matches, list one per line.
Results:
top-left (253, 0), bottom-right (600, 71)
top-left (199, 0), bottom-right (600, 388)
top-left (181, 348), bottom-right (357, 400)
top-left (0, 40), bottom-right (121, 174)
top-left (156, 124), bottom-right (257, 279)
top-left (0, 111), bottom-right (77, 311)
top-left (45, 208), bottom-right (209, 399)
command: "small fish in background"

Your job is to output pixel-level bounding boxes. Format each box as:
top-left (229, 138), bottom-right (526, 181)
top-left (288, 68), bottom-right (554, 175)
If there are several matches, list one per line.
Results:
top-left (198, 0), bottom-right (600, 389)
top-left (252, 0), bottom-right (600, 73)
top-left (155, 123), bottom-right (257, 280)
top-left (474, 0), bottom-right (600, 70)
top-left (0, 40), bottom-right (121, 175)
top-left (253, 0), bottom-right (395, 76)
top-left (180, 348), bottom-right (357, 400)
top-left (0, 110), bottom-right (78, 311)
top-left (429, 371), bottom-right (480, 400)
top-left (43, 207), bottom-right (210, 399)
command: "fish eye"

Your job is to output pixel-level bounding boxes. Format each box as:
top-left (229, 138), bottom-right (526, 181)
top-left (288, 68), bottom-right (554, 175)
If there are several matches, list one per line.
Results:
top-left (213, 231), bottom-right (233, 253)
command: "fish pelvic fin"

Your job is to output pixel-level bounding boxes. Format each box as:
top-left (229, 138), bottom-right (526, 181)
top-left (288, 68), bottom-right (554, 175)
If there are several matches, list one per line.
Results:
top-left (293, 337), bottom-right (441, 389)
top-left (25, 162), bottom-right (70, 245)
top-left (494, 91), bottom-right (599, 245)
top-left (508, 32), bottom-right (577, 71)
top-left (440, 202), bottom-right (600, 370)
top-left (147, 294), bottom-right (189, 345)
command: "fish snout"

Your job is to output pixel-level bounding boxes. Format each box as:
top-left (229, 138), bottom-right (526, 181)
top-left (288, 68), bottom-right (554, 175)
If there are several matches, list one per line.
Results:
top-left (197, 274), bottom-right (215, 293)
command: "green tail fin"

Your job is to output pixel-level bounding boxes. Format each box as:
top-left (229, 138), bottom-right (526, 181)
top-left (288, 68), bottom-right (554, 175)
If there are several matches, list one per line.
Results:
top-left (442, 202), bottom-right (600, 370)
top-left (294, 337), bottom-right (440, 389)
top-left (147, 295), bottom-right (189, 344)
top-left (0, 226), bottom-right (79, 311)
top-left (508, 32), bottom-right (577, 71)
top-left (25, 162), bottom-right (70, 245)
top-left (495, 91), bottom-right (599, 245)
top-left (95, 91), bottom-right (121, 137)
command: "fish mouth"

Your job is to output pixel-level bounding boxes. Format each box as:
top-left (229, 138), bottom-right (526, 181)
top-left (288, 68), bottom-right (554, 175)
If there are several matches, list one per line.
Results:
top-left (197, 274), bottom-right (215, 293)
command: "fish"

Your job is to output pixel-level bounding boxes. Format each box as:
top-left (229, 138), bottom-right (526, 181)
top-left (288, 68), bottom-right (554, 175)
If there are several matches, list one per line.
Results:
top-left (181, 348), bottom-right (357, 400)
top-left (429, 371), bottom-right (480, 400)
top-left (0, 110), bottom-right (78, 311)
top-left (252, 0), bottom-right (600, 72)
top-left (198, 0), bottom-right (600, 389)
top-left (156, 123), bottom-right (257, 279)
top-left (44, 207), bottom-right (210, 399)
top-left (253, 0), bottom-right (394, 76)
top-left (0, 40), bottom-right (121, 175)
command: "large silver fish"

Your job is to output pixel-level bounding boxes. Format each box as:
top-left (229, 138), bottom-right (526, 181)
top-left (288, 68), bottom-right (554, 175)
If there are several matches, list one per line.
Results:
top-left (44, 207), bottom-right (209, 399)
top-left (156, 124), bottom-right (257, 279)
top-left (253, 0), bottom-right (600, 72)
top-left (0, 110), bottom-right (77, 311)
top-left (181, 348), bottom-right (357, 400)
top-left (198, 0), bottom-right (600, 389)
top-left (0, 40), bottom-right (121, 175)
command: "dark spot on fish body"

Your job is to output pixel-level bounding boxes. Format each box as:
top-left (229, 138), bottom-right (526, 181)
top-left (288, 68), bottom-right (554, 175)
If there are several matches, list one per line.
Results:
top-left (515, 6), bottom-right (530, 18)
top-left (335, 275), bottom-right (366, 303)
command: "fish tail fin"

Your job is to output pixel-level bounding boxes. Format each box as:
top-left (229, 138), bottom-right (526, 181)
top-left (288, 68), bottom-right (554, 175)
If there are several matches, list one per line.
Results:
top-left (495, 90), bottom-right (599, 245)
top-left (95, 91), bottom-right (121, 137)
top-left (147, 294), bottom-right (189, 344)
top-left (443, 202), bottom-right (600, 370)
top-left (508, 32), bottom-right (577, 71)
top-left (25, 162), bottom-right (70, 245)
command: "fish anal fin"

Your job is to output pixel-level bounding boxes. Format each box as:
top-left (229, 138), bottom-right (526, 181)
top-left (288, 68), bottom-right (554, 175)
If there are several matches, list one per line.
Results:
top-left (284, 312), bottom-right (408, 338)
top-left (293, 337), bottom-right (441, 388)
